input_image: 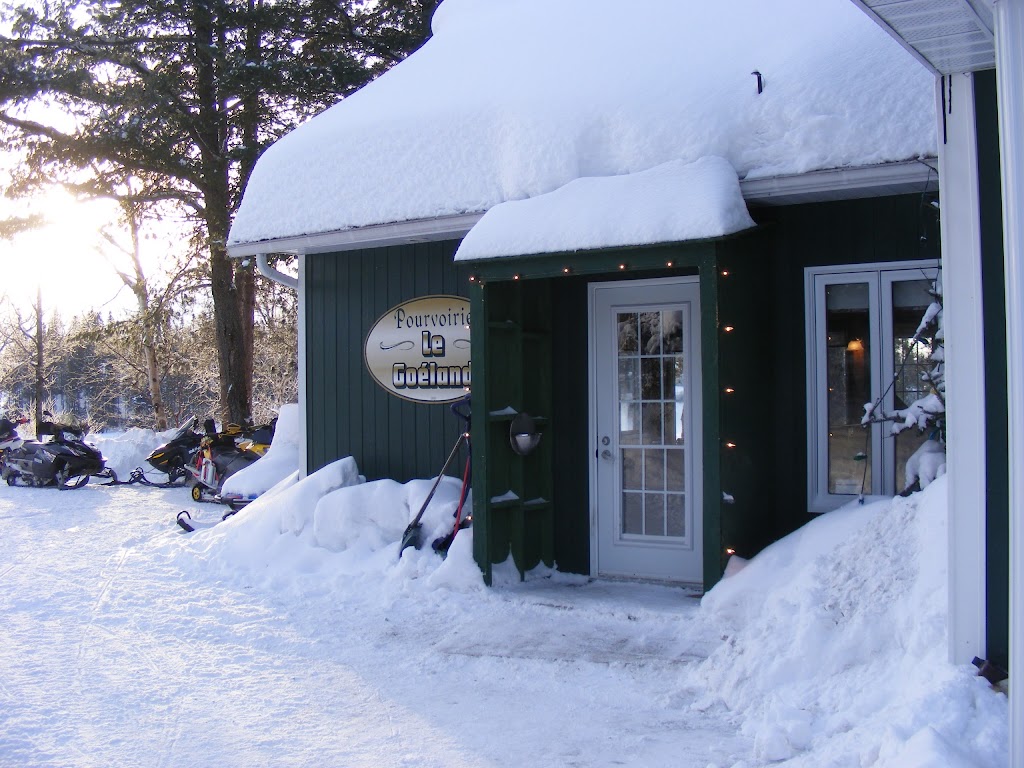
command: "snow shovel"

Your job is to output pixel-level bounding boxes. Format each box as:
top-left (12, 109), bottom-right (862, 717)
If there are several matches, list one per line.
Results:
top-left (399, 430), bottom-right (469, 555)
top-left (399, 396), bottom-right (472, 556)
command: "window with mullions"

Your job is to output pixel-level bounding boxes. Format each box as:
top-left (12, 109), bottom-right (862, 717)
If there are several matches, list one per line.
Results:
top-left (805, 261), bottom-right (939, 512)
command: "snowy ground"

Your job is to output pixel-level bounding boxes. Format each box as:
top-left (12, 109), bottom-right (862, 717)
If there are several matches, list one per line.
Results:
top-left (0, 431), bottom-right (1009, 767)
top-left (0, 481), bottom-right (749, 767)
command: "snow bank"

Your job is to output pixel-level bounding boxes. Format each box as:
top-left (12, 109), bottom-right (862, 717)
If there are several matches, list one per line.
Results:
top-left (455, 156), bottom-right (755, 261)
top-left (688, 476), bottom-right (1007, 766)
top-left (181, 456), bottom-right (480, 593)
top-left (89, 427), bottom-right (166, 480)
top-left (229, 0), bottom-right (935, 246)
top-left (220, 403), bottom-right (300, 500)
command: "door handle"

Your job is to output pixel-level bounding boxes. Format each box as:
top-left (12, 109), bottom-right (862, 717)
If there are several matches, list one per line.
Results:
top-left (601, 449), bottom-right (614, 461)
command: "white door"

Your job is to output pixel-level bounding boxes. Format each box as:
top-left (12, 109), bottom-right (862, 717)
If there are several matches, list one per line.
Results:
top-left (590, 278), bottom-right (703, 583)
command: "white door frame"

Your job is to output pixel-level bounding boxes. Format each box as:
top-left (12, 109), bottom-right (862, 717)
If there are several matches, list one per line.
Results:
top-left (587, 276), bottom-right (703, 583)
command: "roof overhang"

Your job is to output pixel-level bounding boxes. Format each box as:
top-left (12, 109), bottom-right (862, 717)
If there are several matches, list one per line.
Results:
top-left (848, 0), bottom-right (995, 74)
top-left (227, 159), bottom-right (937, 258)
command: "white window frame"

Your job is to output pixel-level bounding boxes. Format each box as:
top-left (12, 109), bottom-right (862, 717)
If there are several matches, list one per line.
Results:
top-left (805, 259), bottom-right (940, 513)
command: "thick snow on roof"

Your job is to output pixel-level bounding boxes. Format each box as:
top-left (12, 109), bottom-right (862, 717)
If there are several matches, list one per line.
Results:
top-left (454, 156), bottom-right (756, 261)
top-left (229, 0), bottom-right (936, 248)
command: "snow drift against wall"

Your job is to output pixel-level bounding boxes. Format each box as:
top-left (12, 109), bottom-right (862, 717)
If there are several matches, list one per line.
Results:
top-left (689, 477), bottom-right (1007, 766)
top-left (229, 0), bottom-right (936, 247)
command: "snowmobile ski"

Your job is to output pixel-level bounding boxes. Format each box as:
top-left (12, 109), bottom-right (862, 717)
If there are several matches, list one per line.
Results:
top-left (176, 508), bottom-right (238, 533)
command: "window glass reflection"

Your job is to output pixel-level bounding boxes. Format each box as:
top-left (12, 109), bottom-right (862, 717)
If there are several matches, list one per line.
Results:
top-left (616, 307), bottom-right (688, 537)
top-left (826, 282), bottom-right (871, 495)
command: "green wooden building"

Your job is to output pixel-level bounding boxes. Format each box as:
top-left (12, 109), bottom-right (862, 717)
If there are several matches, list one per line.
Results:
top-left (226, 0), bottom-right (1016, 680)
top-left (294, 188), bottom-right (946, 589)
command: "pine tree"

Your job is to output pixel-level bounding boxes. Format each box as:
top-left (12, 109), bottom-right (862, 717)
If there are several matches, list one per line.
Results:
top-left (0, 0), bottom-right (439, 423)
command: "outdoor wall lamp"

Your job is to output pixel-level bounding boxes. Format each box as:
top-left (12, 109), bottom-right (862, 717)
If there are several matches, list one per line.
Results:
top-left (509, 412), bottom-right (542, 456)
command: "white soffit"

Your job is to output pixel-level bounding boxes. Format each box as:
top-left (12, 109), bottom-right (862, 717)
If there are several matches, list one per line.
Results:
top-left (851, 0), bottom-right (995, 73)
top-left (226, 161), bottom-right (938, 258)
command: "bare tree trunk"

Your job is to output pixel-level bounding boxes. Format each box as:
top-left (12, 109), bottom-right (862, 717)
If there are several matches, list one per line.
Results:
top-left (209, 237), bottom-right (252, 425)
top-left (33, 286), bottom-right (43, 429)
top-left (105, 201), bottom-right (169, 430)
top-left (239, 264), bottom-right (255, 413)
top-left (131, 215), bottom-right (166, 430)
top-left (141, 336), bottom-right (165, 429)
top-left (127, 216), bottom-right (167, 431)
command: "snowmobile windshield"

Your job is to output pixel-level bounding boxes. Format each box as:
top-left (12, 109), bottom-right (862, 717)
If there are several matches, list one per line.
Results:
top-left (169, 417), bottom-right (197, 441)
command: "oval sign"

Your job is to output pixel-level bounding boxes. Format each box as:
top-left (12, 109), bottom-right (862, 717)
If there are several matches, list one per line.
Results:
top-left (364, 295), bottom-right (471, 403)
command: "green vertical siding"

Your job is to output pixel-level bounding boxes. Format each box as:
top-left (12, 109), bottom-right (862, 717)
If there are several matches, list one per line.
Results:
top-left (303, 194), bottom-right (935, 589)
top-left (715, 235), bottom-right (777, 567)
top-left (748, 194), bottom-right (937, 540)
top-left (305, 241), bottom-right (471, 481)
top-left (549, 277), bottom-right (591, 576)
top-left (974, 68), bottom-right (1009, 672)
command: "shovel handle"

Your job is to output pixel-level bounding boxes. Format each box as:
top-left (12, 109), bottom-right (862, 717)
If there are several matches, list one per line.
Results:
top-left (407, 431), bottom-right (468, 529)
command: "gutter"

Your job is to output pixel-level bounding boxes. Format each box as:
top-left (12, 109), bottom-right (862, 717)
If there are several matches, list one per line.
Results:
top-left (226, 160), bottom-right (937, 258)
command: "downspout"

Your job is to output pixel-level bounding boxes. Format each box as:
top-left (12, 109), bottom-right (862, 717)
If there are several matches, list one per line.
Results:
top-left (255, 253), bottom-right (298, 290)
top-left (251, 253), bottom-right (307, 479)
top-left (995, 0), bottom-right (1024, 759)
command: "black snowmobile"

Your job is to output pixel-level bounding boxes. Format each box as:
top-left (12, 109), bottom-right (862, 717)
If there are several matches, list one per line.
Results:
top-left (146, 416), bottom-right (202, 483)
top-left (1, 419), bottom-right (114, 489)
top-left (184, 419), bottom-right (264, 503)
top-left (0, 416), bottom-right (29, 457)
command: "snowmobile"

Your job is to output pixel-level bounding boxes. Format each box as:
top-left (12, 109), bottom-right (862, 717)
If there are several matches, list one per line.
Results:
top-left (235, 417), bottom-right (276, 457)
top-left (184, 420), bottom-right (265, 503)
top-left (1, 418), bottom-right (114, 489)
top-left (0, 416), bottom-right (29, 457)
top-left (145, 416), bottom-right (202, 483)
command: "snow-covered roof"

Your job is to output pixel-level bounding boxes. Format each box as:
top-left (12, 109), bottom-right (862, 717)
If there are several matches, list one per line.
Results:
top-left (228, 0), bottom-right (936, 250)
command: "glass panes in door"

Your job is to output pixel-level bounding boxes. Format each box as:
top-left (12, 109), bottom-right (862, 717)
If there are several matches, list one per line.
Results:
top-left (890, 278), bottom-right (936, 492)
top-left (616, 309), bottom-right (685, 537)
top-left (825, 283), bottom-right (872, 495)
top-left (806, 262), bottom-right (940, 512)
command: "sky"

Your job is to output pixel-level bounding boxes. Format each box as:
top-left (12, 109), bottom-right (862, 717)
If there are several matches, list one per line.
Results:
top-left (0, 423), bottom-right (1009, 767)
top-left (0, 187), bottom-right (154, 318)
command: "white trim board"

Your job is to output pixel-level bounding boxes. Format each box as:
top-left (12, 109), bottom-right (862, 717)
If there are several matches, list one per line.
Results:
top-left (936, 72), bottom-right (988, 667)
top-left (995, 0), bottom-right (1024, 758)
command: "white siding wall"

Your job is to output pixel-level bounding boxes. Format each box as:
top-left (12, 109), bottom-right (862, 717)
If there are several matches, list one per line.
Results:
top-left (936, 72), bottom-right (989, 665)
top-left (995, 0), bottom-right (1024, 757)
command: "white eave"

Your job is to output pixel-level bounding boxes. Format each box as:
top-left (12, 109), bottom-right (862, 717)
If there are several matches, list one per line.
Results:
top-left (226, 159), bottom-right (938, 258)
top-left (849, 0), bottom-right (995, 73)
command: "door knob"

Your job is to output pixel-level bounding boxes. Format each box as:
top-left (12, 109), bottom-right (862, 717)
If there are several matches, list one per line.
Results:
top-left (601, 449), bottom-right (614, 460)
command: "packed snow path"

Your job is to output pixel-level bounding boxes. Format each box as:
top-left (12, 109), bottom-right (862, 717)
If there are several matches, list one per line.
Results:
top-left (0, 482), bottom-right (750, 767)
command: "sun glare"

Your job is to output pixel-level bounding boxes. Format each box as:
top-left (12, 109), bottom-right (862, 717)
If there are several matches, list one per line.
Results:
top-left (1, 189), bottom-right (137, 317)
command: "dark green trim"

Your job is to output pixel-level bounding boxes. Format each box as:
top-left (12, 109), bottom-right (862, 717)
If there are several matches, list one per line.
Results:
top-left (469, 281), bottom-right (493, 584)
top-left (465, 238), bottom-right (721, 280)
top-left (700, 261), bottom-right (723, 589)
top-left (466, 240), bottom-right (726, 588)
top-left (469, 278), bottom-right (554, 583)
top-left (974, 68), bottom-right (1009, 672)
